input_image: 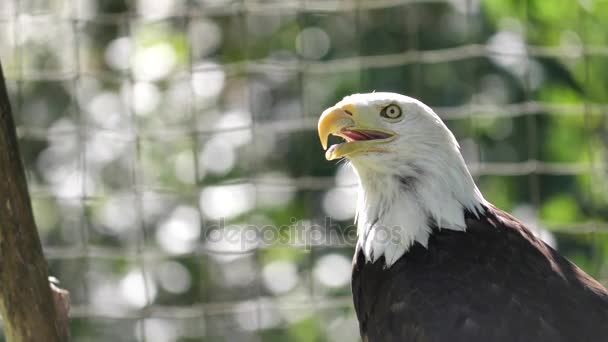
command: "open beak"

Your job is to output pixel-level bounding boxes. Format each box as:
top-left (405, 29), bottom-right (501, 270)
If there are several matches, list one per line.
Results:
top-left (318, 105), bottom-right (396, 160)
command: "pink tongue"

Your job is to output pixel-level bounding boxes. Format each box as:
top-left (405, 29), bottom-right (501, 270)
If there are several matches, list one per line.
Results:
top-left (341, 130), bottom-right (370, 141)
top-left (341, 130), bottom-right (391, 141)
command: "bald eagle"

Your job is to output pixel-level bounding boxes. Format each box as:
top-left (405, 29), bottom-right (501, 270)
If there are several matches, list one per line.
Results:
top-left (317, 93), bottom-right (608, 342)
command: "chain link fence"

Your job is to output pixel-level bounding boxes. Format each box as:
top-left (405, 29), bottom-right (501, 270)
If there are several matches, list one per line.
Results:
top-left (1, 0), bottom-right (607, 341)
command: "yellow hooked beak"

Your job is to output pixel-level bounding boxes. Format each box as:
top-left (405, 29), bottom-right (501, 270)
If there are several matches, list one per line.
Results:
top-left (318, 104), bottom-right (397, 160)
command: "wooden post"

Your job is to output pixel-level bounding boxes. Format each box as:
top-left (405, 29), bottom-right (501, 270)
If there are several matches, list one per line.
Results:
top-left (0, 61), bottom-right (70, 340)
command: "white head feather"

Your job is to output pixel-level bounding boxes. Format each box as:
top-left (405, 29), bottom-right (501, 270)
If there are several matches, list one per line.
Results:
top-left (335, 93), bottom-right (487, 266)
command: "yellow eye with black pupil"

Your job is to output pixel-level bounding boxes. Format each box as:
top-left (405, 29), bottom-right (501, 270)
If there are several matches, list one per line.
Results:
top-left (381, 104), bottom-right (402, 119)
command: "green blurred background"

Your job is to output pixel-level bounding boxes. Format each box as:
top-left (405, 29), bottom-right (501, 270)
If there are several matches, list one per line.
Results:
top-left (1, 0), bottom-right (607, 341)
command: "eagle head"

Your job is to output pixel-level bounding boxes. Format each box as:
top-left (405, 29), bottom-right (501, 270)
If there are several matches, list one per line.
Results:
top-left (318, 92), bottom-right (486, 266)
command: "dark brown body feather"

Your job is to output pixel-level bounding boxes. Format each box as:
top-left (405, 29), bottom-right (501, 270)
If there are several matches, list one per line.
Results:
top-left (352, 205), bottom-right (608, 342)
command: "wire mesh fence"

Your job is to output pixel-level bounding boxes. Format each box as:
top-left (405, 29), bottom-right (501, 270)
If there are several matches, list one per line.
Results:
top-left (1, 0), bottom-right (608, 341)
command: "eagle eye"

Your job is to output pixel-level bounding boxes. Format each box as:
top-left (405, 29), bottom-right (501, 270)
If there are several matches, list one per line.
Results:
top-left (380, 104), bottom-right (402, 120)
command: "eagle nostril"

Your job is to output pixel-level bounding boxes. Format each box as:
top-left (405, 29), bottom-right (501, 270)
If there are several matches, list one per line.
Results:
top-left (344, 110), bottom-right (353, 116)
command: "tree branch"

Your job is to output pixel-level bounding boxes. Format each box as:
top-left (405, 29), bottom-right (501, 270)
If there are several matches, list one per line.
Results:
top-left (0, 61), bottom-right (70, 340)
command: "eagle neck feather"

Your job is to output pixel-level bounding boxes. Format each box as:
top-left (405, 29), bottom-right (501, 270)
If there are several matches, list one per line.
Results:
top-left (352, 158), bottom-right (486, 267)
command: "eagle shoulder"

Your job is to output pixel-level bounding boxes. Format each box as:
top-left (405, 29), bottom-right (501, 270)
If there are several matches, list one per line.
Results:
top-left (351, 204), bottom-right (608, 342)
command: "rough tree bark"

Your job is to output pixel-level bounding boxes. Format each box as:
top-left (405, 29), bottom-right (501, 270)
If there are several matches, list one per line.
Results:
top-left (0, 61), bottom-right (70, 340)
